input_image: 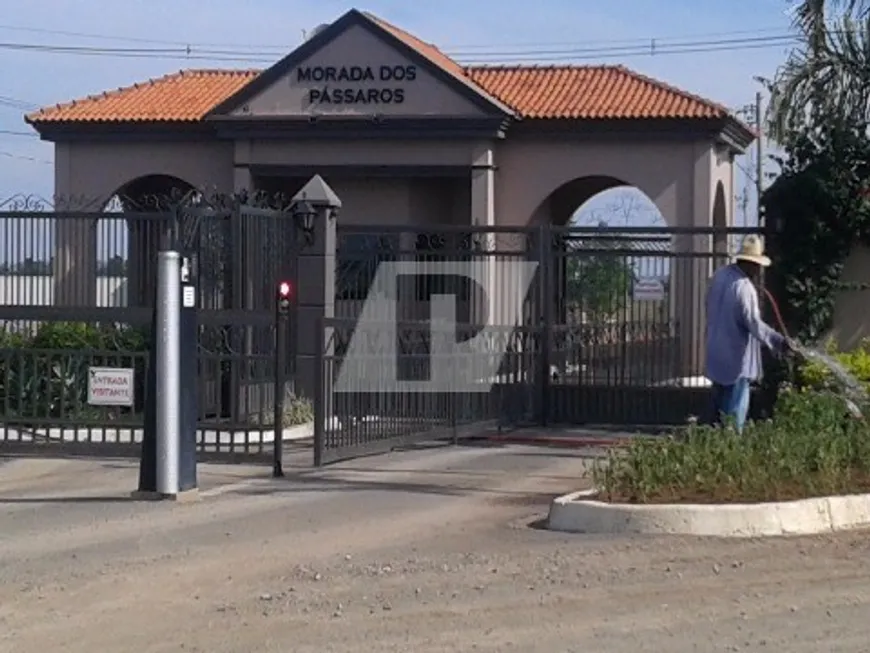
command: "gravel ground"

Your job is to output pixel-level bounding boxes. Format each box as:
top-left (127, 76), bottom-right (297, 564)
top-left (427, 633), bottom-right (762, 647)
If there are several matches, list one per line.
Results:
top-left (0, 445), bottom-right (868, 653)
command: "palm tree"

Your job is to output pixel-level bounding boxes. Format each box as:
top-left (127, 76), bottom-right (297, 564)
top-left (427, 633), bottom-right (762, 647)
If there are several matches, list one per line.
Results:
top-left (768, 0), bottom-right (870, 140)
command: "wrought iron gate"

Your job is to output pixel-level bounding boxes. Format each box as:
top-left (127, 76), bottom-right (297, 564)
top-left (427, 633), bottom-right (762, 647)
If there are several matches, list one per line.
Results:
top-left (0, 191), bottom-right (293, 461)
top-left (314, 222), bottom-right (764, 465)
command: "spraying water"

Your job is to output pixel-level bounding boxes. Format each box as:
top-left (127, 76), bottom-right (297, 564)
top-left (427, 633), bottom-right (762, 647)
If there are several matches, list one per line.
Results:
top-left (763, 288), bottom-right (866, 419)
top-left (793, 347), bottom-right (866, 418)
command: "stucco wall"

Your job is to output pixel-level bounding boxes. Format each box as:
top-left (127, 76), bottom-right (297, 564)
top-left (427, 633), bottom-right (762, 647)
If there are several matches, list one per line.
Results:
top-left (249, 139), bottom-right (476, 168)
top-left (832, 246), bottom-right (870, 351)
top-left (317, 177), bottom-right (467, 226)
top-left (494, 137), bottom-right (716, 228)
top-left (55, 141), bottom-right (234, 202)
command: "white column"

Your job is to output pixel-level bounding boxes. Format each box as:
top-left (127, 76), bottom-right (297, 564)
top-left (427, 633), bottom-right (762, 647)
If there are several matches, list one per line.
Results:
top-left (52, 142), bottom-right (98, 306)
top-left (233, 149), bottom-right (253, 312)
top-left (671, 144), bottom-right (714, 380)
top-left (471, 144), bottom-right (497, 327)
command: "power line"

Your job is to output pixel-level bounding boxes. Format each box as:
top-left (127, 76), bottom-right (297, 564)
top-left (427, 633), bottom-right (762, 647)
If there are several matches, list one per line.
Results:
top-left (445, 27), bottom-right (795, 50)
top-left (459, 36), bottom-right (799, 63)
top-left (0, 129), bottom-right (37, 137)
top-left (0, 33), bottom-right (802, 65)
top-left (0, 95), bottom-right (38, 111)
top-left (0, 150), bottom-right (51, 164)
top-left (454, 34), bottom-right (795, 58)
top-left (0, 22), bottom-right (797, 52)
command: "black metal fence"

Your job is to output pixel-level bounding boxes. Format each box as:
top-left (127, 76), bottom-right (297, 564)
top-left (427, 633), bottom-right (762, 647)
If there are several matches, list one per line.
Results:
top-left (0, 192), bottom-right (296, 460)
top-left (0, 189), bottom-right (765, 466)
top-left (314, 318), bottom-right (535, 465)
top-left (316, 223), bottom-right (763, 464)
top-left (0, 323), bottom-right (149, 456)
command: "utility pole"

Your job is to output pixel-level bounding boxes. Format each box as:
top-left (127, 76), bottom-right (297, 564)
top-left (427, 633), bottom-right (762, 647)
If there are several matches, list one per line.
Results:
top-left (755, 90), bottom-right (764, 228)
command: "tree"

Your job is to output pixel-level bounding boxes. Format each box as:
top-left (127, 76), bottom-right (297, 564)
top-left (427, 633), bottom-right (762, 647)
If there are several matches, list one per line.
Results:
top-left (563, 222), bottom-right (636, 322)
top-left (564, 255), bottom-right (635, 321)
top-left (762, 0), bottom-right (870, 341)
top-left (791, 0), bottom-right (870, 36)
top-left (573, 190), bottom-right (664, 228)
top-left (769, 0), bottom-right (870, 140)
top-left (763, 119), bottom-right (870, 340)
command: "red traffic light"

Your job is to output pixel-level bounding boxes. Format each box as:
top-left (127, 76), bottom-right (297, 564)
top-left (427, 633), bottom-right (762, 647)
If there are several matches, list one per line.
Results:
top-left (278, 281), bottom-right (293, 298)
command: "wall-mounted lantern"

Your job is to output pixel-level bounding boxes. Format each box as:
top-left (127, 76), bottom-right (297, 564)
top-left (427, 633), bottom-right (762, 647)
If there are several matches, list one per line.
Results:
top-left (290, 174), bottom-right (342, 248)
top-left (291, 199), bottom-right (317, 245)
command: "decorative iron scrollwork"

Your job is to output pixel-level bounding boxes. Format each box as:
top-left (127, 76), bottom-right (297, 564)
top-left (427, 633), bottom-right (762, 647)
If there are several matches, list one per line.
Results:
top-left (0, 194), bottom-right (53, 211)
top-left (0, 188), bottom-right (307, 215)
top-left (0, 193), bottom-right (106, 212)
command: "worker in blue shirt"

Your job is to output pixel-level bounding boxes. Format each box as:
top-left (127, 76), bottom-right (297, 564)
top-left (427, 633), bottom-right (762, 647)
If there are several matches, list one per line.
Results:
top-left (705, 234), bottom-right (795, 431)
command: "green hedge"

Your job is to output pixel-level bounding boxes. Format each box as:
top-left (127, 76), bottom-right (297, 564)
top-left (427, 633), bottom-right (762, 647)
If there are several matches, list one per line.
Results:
top-left (795, 338), bottom-right (870, 396)
top-left (0, 322), bottom-right (150, 420)
top-left (594, 389), bottom-right (870, 504)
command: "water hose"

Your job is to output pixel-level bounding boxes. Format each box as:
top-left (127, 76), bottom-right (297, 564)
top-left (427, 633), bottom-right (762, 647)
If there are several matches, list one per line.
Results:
top-left (762, 287), bottom-right (790, 337)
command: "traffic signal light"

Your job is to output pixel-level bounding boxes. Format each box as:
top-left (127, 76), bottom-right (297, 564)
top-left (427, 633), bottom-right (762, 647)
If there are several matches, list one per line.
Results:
top-left (277, 281), bottom-right (294, 315)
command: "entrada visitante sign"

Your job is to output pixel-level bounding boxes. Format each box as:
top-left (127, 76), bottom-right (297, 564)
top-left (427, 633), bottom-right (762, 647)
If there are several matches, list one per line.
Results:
top-left (296, 64), bottom-right (417, 105)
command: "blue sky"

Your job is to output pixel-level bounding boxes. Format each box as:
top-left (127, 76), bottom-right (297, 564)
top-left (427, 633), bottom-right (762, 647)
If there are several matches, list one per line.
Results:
top-left (0, 0), bottom-right (799, 223)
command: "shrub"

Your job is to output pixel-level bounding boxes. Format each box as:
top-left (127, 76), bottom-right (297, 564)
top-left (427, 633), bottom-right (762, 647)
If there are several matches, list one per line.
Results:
top-left (796, 337), bottom-right (870, 395)
top-left (284, 395), bottom-right (314, 426)
top-left (250, 393), bottom-right (314, 427)
top-left (593, 389), bottom-right (870, 504)
top-left (0, 321), bottom-right (150, 420)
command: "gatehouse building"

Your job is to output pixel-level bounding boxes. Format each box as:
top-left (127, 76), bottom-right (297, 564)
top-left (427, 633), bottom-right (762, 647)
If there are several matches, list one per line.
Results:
top-left (24, 8), bottom-right (753, 386)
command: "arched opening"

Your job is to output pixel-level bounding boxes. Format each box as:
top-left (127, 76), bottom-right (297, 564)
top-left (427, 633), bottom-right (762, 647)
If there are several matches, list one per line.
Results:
top-left (98, 174), bottom-right (197, 309)
top-left (540, 178), bottom-right (667, 329)
top-left (532, 177), bottom-right (674, 395)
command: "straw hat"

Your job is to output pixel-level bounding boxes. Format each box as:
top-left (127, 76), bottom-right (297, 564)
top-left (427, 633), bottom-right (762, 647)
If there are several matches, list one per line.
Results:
top-left (734, 234), bottom-right (771, 267)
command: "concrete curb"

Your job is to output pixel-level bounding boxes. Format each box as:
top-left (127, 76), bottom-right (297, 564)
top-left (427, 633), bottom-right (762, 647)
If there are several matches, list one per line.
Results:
top-left (1, 416), bottom-right (375, 446)
top-left (547, 489), bottom-right (870, 537)
top-left (483, 434), bottom-right (632, 448)
top-left (0, 425), bottom-right (314, 446)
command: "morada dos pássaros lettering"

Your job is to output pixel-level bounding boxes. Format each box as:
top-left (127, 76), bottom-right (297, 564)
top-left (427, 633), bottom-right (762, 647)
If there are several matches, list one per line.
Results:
top-left (297, 64), bottom-right (417, 105)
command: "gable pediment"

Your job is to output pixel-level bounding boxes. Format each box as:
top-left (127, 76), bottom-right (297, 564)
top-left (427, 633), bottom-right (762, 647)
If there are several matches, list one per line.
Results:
top-left (210, 11), bottom-right (508, 120)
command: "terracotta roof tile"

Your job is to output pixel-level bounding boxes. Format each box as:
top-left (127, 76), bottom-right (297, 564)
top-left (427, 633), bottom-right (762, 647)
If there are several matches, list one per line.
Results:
top-left (25, 15), bottom-right (735, 127)
top-left (465, 65), bottom-right (728, 120)
top-left (26, 65), bottom-right (734, 125)
top-left (25, 69), bottom-right (258, 123)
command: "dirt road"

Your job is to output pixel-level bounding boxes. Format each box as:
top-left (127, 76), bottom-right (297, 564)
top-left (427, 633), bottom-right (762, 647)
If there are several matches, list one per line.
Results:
top-left (1, 444), bottom-right (868, 652)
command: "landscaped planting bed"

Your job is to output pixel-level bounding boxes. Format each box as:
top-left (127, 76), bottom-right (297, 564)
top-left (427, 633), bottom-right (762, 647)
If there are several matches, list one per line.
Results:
top-left (593, 388), bottom-right (870, 504)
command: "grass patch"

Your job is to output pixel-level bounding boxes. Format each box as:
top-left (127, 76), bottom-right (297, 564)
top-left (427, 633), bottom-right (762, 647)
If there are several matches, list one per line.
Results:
top-left (592, 389), bottom-right (870, 504)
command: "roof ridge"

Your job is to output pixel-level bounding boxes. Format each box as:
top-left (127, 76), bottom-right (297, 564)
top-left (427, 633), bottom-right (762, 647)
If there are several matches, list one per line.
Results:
top-left (609, 64), bottom-right (730, 117)
top-left (361, 11), bottom-right (462, 71)
top-left (25, 70), bottom-right (191, 121)
top-left (359, 11), bottom-right (514, 116)
top-left (25, 68), bottom-right (258, 124)
top-left (465, 64), bottom-right (621, 71)
top-left (178, 68), bottom-right (263, 76)
top-left (25, 69), bottom-right (262, 123)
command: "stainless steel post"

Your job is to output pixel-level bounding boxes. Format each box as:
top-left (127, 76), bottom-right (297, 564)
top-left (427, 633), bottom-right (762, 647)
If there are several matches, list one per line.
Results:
top-left (156, 250), bottom-right (181, 495)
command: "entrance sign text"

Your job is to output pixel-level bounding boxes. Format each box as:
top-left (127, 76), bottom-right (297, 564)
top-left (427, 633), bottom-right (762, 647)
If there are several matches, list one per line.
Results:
top-left (297, 65), bottom-right (417, 105)
top-left (632, 278), bottom-right (665, 301)
top-left (88, 367), bottom-right (134, 406)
